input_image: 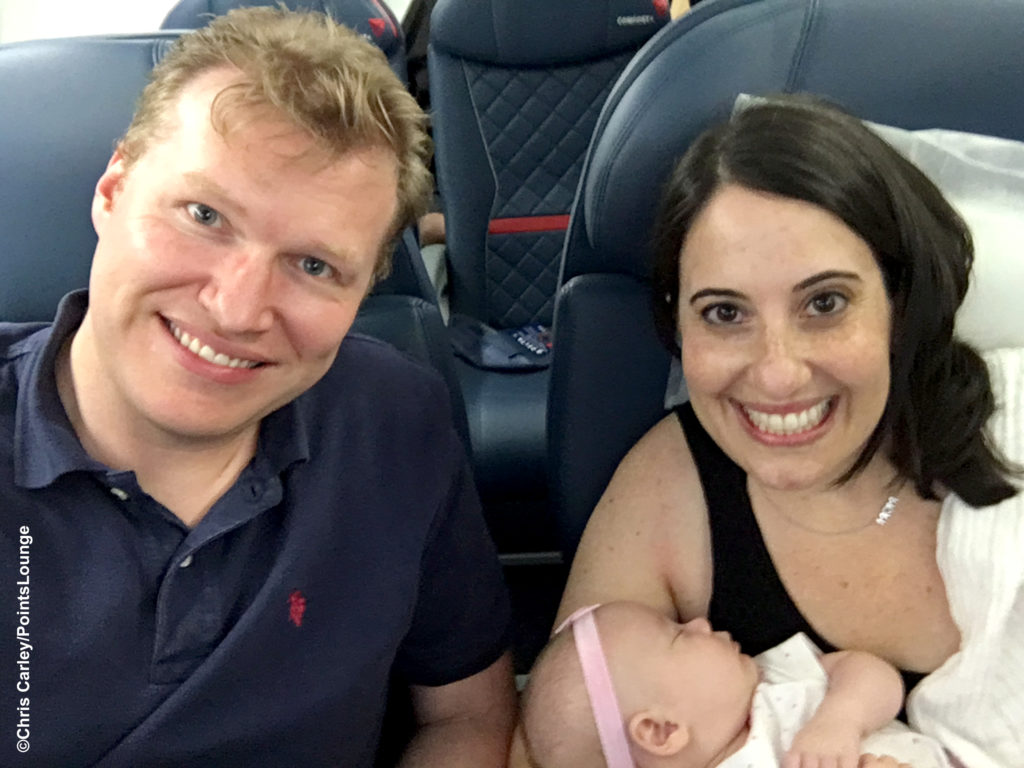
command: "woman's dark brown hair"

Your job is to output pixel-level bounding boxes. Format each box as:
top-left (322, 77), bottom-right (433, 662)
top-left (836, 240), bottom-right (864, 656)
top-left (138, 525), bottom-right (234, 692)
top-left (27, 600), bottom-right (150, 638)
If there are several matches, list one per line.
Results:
top-left (651, 94), bottom-right (1018, 506)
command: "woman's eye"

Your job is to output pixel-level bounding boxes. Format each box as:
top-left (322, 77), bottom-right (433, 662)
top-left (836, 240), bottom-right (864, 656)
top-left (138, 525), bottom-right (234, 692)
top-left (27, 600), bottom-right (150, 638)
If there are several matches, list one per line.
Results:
top-left (806, 291), bottom-right (848, 316)
top-left (701, 303), bottom-right (743, 325)
top-left (186, 202), bottom-right (221, 228)
top-left (299, 256), bottom-right (334, 279)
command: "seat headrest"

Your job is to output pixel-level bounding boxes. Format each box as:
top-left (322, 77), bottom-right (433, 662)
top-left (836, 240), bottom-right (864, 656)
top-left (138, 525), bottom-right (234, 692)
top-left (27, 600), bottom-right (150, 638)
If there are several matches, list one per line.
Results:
top-left (162, 0), bottom-right (405, 65)
top-left (563, 0), bottom-right (1024, 283)
top-left (0, 34), bottom-right (181, 322)
top-left (431, 0), bottom-right (670, 66)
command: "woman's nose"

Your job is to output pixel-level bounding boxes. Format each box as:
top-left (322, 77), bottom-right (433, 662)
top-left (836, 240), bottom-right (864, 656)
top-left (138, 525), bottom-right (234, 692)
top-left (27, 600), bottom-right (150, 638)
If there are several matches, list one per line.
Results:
top-left (748, 323), bottom-right (812, 398)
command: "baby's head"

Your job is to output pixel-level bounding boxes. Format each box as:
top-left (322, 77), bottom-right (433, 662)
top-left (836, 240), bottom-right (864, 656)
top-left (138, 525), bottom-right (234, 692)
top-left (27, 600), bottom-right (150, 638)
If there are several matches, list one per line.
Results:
top-left (522, 601), bottom-right (759, 768)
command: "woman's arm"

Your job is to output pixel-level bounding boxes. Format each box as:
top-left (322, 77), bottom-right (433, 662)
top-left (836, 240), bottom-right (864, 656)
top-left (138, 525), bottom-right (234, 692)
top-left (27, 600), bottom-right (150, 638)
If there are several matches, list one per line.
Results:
top-left (555, 414), bottom-right (713, 626)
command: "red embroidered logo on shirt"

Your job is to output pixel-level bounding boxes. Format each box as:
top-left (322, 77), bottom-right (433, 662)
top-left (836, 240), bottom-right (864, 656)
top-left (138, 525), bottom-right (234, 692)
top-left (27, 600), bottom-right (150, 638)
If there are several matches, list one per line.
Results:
top-left (368, 17), bottom-right (386, 37)
top-left (653, 0), bottom-right (669, 17)
top-left (288, 590), bottom-right (307, 627)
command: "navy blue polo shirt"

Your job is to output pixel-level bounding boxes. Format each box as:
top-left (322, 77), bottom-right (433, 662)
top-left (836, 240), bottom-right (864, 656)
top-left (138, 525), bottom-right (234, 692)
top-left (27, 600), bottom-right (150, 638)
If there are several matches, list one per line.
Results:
top-left (0, 292), bottom-right (510, 767)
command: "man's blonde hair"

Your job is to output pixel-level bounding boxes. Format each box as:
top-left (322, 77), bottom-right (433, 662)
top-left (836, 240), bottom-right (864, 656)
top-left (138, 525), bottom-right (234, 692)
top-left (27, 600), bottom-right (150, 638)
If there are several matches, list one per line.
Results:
top-left (120, 6), bottom-right (432, 278)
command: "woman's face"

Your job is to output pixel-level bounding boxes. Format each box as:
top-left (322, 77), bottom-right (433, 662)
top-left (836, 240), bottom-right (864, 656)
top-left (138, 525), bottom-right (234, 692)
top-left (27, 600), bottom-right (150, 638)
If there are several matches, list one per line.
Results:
top-left (678, 184), bottom-right (892, 492)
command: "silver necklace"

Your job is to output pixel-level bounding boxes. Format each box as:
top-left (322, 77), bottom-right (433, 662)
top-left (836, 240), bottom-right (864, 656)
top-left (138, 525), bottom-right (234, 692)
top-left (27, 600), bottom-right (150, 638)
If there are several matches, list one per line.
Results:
top-left (875, 494), bottom-right (900, 526)
top-left (772, 481), bottom-right (906, 536)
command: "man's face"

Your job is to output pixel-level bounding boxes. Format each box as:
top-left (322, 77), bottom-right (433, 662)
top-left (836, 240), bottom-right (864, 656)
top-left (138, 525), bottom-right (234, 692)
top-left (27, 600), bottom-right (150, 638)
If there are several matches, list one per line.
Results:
top-left (79, 67), bottom-right (399, 445)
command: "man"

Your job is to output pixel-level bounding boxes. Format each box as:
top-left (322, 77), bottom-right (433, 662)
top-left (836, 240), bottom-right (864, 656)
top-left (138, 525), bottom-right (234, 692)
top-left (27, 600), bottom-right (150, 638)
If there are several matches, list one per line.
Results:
top-left (0, 8), bottom-right (514, 766)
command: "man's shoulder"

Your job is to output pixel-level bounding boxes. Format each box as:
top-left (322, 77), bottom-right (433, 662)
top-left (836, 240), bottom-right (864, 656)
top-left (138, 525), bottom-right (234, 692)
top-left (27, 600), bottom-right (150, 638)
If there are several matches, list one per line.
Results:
top-left (0, 321), bottom-right (51, 362)
top-left (0, 322), bottom-right (51, 404)
top-left (0, 322), bottom-right (52, 461)
top-left (299, 332), bottom-right (456, 438)
top-left (324, 331), bottom-right (449, 397)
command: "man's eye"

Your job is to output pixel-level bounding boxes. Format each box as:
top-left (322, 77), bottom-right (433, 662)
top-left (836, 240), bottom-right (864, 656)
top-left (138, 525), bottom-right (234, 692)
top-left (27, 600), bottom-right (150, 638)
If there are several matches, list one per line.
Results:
top-left (806, 291), bottom-right (848, 316)
top-left (186, 203), bottom-right (221, 227)
top-left (299, 256), bottom-right (334, 279)
top-left (701, 303), bottom-right (742, 325)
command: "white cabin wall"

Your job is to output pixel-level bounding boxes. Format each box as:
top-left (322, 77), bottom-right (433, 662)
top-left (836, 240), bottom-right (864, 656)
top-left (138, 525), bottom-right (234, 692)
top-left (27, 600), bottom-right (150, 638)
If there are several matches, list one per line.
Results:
top-left (0, 0), bottom-right (174, 43)
top-left (0, 0), bottom-right (412, 44)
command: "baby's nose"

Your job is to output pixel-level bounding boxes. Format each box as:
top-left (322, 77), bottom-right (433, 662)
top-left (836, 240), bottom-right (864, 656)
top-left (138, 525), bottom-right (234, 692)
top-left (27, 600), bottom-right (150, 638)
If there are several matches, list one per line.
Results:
top-left (681, 616), bottom-right (712, 635)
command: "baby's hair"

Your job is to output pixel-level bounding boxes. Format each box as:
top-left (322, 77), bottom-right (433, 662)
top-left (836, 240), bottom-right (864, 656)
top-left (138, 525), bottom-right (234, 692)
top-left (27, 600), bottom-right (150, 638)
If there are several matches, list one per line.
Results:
top-left (522, 628), bottom-right (604, 768)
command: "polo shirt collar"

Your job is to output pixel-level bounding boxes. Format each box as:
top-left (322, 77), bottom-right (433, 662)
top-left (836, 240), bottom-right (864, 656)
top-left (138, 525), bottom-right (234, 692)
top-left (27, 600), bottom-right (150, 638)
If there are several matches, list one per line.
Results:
top-left (14, 291), bottom-right (106, 488)
top-left (253, 393), bottom-right (311, 478)
top-left (14, 290), bottom-right (311, 490)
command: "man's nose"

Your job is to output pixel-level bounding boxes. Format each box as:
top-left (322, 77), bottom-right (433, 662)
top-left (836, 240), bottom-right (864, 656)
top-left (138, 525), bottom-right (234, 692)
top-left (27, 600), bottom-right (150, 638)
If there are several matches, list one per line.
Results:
top-left (197, 247), bottom-right (276, 335)
top-left (748, 322), bottom-right (812, 398)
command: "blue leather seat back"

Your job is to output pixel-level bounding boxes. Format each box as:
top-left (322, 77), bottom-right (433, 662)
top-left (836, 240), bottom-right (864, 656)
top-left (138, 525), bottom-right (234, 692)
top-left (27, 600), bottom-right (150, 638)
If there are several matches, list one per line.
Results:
top-left (551, 0), bottom-right (1024, 555)
top-left (0, 34), bottom-right (178, 323)
top-left (161, 0), bottom-right (408, 83)
top-left (429, 0), bottom-right (669, 329)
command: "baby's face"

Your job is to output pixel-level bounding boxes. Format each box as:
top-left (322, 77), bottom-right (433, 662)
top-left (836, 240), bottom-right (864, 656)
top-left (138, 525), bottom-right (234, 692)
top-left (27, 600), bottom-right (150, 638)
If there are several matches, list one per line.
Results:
top-left (599, 603), bottom-right (759, 752)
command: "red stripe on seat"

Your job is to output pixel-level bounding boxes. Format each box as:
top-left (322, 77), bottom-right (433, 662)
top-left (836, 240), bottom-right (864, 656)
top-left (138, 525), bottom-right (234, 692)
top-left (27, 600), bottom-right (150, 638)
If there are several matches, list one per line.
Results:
top-left (368, 0), bottom-right (398, 35)
top-left (488, 214), bottom-right (570, 234)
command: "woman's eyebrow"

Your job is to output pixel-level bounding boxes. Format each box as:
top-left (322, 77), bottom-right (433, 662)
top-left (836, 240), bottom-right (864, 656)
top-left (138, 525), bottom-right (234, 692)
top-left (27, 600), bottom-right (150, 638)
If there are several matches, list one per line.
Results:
top-left (688, 270), bottom-right (862, 304)
top-left (793, 270), bottom-right (861, 292)
top-left (688, 288), bottom-right (745, 305)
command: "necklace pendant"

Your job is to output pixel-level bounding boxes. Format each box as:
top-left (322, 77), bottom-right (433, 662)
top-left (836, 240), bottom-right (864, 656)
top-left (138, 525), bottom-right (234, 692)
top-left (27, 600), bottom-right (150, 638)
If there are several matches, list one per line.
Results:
top-left (875, 495), bottom-right (899, 526)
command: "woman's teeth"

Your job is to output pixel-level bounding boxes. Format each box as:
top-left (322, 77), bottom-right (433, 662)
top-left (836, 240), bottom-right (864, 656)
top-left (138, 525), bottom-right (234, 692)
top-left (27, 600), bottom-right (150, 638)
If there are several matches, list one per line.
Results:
top-left (743, 399), bottom-right (831, 436)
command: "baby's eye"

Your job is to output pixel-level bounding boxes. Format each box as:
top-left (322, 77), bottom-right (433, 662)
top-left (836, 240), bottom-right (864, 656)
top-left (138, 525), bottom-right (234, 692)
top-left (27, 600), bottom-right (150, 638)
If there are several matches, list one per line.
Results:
top-left (186, 202), bottom-right (222, 228)
top-left (805, 291), bottom-right (848, 316)
top-left (299, 256), bottom-right (335, 279)
top-left (701, 303), bottom-right (743, 325)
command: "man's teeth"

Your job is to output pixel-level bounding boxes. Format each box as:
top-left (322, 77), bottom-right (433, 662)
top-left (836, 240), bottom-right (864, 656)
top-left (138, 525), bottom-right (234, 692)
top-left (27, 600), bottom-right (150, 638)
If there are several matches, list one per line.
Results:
top-left (170, 325), bottom-right (258, 369)
top-left (743, 400), bottom-right (830, 436)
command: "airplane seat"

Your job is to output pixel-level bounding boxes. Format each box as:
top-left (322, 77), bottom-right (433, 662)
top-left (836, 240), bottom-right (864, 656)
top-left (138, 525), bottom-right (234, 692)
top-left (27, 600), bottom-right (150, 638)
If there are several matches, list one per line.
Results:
top-left (427, 0), bottom-right (669, 514)
top-left (161, 0), bottom-right (408, 84)
top-left (549, 0), bottom-right (1024, 558)
top-left (0, 32), bottom-right (469, 451)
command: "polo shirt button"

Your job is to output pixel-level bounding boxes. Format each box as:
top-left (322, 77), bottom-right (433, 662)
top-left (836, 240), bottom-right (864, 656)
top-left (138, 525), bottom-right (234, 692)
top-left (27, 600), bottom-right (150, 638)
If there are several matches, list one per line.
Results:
top-left (247, 483), bottom-right (262, 501)
top-left (110, 487), bottom-right (129, 501)
top-left (179, 554), bottom-right (194, 568)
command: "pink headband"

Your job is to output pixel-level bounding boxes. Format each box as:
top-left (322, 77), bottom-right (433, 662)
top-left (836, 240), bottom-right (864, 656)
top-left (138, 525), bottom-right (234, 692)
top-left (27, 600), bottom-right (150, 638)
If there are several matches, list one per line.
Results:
top-left (555, 605), bottom-right (636, 768)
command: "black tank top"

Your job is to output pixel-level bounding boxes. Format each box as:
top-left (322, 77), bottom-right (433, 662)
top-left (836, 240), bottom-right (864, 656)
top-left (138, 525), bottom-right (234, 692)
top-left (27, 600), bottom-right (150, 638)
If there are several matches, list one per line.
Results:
top-left (674, 402), bottom-right (926, 700)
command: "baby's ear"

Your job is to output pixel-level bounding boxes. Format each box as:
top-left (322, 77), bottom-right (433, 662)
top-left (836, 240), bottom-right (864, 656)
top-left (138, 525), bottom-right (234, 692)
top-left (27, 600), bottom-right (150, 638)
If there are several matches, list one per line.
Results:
top-left (628, 710), bottom-right (689, 756)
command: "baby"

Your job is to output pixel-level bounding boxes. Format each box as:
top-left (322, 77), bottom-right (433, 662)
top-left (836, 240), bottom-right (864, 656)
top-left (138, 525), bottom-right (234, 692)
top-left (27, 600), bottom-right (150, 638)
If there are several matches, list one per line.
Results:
top-left (521, 601), bottom-right (952, 768)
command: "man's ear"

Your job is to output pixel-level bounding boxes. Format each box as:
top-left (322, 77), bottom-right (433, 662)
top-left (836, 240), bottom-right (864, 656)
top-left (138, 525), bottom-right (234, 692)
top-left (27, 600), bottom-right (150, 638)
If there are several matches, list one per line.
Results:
top-left (92, 149), bottom-right (128, 234)
top-left (628, 710), bottom-right (689, 756)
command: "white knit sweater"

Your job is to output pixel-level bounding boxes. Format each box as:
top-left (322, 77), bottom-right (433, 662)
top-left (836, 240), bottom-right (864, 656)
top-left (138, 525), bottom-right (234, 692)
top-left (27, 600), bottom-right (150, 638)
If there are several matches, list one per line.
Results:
top-left (908, 347), bottom-right (1024, 768)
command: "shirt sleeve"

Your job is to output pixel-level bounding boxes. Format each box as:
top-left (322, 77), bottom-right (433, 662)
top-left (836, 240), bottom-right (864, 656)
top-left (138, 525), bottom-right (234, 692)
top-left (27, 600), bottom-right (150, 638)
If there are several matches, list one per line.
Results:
top-left (394, 445), bottom-right (511, 687)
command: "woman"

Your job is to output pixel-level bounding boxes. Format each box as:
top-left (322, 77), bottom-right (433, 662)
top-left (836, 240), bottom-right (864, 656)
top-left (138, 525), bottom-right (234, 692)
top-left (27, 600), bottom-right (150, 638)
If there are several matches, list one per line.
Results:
top-left (552, 97), bottom-right (1022, 766)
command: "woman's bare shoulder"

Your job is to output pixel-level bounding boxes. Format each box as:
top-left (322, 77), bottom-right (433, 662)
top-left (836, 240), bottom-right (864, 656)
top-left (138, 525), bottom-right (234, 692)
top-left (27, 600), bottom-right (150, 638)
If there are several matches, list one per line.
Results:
top-left (556, 411), bottom-right (713, 624)
top-left (617, 412), bottom-right (699, 488)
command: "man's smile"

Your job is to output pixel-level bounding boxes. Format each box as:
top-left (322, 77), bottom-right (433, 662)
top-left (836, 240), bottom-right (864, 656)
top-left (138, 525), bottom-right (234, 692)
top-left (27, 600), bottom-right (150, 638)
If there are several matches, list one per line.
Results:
top-left (167, 320), bottom-right (262, 369)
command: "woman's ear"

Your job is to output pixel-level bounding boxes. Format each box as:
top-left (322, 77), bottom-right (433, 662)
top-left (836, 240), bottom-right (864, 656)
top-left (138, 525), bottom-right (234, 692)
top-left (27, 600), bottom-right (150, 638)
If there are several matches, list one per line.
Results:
top-left (628, 710), bottom-right (690, 756)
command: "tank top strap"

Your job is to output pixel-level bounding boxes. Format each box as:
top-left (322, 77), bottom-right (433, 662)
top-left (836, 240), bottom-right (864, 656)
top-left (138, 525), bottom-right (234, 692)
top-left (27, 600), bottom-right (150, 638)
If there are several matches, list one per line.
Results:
top-left (673, 402), bottom-right (836, 656)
